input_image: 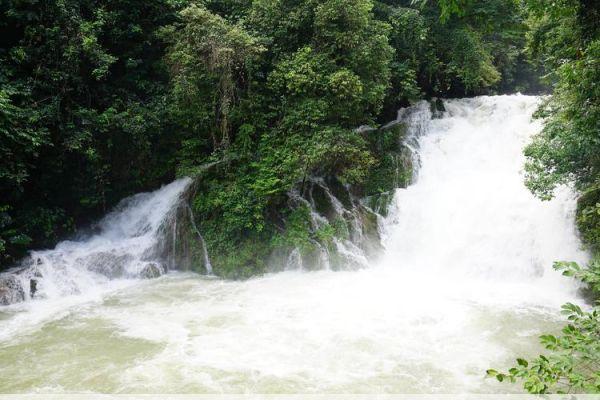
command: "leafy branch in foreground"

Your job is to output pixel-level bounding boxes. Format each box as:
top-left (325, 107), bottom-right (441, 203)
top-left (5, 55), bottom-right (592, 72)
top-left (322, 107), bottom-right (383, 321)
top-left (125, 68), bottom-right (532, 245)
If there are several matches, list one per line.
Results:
top-left (487, 301), bottom-right (600, 394)
top-left (555, 260), bottom-right (600, 296)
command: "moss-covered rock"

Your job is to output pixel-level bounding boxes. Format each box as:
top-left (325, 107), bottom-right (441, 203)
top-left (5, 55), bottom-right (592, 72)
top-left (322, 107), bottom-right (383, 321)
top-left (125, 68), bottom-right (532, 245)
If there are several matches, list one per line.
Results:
top-left (155, 198), bottom-right (210, 274)
top-left (208, 236), bottom-right (271, 278)
top-left (310, 183), bottom-right (338, 220)
top-left (357, 120), bottom-right (413, 217)
top-left (325, 176), bottom-right (353, 209)
top-left (364, 191), bottom-right (395, 217)
top-left (356, 205), bottom-right (383, 256)
top-left (363, 153), bottom-right (412, 196)
top-left (142, 182), bottom-right (215, 275)
top-left (300, 244), bottom-right (326, 271)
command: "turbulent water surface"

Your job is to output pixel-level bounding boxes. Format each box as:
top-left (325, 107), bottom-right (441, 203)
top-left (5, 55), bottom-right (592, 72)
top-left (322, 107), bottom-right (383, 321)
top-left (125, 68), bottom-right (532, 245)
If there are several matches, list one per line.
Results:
top-left (0, 95), bottom-right (589, 394)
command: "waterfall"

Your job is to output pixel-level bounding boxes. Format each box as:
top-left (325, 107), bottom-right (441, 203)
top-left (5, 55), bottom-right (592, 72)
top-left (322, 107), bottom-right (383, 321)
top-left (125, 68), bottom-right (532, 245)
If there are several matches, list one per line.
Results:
top-left (0, 95), bottom-right (591, 394)
top-left (186, 205), bottom-right (213, 275)
top-left (380, 95), bottom-right (588, 287)
top-left (282, 179), bottom-right (378, 271)
top-left (0, 178), bottom-right (193, 305)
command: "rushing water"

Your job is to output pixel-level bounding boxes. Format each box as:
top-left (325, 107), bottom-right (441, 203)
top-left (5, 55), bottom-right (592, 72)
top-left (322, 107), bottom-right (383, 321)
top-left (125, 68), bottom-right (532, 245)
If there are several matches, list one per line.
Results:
top-left (0, 95), bottom-right (589, 394)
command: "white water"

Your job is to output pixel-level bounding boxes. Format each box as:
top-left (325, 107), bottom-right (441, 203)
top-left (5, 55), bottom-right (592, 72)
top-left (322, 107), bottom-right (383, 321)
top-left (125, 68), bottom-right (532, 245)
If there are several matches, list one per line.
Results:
top-left (381, 95), bottom-right (586, 302)
top-left (0, 95), bottom-right (589, 394)
top-left (0, 178), bottom-right (192, 340)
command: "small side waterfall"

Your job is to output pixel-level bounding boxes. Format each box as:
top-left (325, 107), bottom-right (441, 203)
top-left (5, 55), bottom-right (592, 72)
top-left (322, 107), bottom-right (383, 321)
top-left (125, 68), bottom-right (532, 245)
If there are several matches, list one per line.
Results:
top-left (280, 178), bottom-right (378, 271)
top-left (0, 178), bottom-right (211, 306)
top-left (276, 101), bottom-right (433, 272)
top-left (186, 205), bottom-right (213, 275)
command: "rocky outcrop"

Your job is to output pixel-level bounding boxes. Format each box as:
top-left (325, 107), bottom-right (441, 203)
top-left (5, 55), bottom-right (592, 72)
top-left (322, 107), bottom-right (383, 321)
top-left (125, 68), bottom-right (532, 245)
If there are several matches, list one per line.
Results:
top-left (150, 182), bottom-right (212, 274)
top-left (269, 176), bottom-right (385, 272)
top-left (266, 102), bottom-right (435, 272)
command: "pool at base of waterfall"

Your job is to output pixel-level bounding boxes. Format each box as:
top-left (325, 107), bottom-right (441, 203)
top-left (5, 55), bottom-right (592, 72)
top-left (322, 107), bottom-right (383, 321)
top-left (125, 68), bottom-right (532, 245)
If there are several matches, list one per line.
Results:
top-left (0, 270), bottom-right (575, 393)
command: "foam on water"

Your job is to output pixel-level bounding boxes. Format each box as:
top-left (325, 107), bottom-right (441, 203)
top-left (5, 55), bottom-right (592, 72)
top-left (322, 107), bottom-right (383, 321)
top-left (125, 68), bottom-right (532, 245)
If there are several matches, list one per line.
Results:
top-left (0, 95), bottom-right (589, 394)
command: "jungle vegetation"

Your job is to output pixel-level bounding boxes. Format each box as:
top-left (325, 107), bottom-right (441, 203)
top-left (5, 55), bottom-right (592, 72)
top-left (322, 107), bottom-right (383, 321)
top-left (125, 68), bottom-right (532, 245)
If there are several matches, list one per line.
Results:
top-left (1, 0), bottom-right (600, 393)
top-left (0, 0), bottom-right (541, 270)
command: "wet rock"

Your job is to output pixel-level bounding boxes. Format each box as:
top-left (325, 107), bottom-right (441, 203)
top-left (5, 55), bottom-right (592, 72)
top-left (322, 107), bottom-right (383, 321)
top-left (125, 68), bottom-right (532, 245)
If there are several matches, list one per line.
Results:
top-left (357, 206), bottom-right (384, 257)
top-left (326, 177), bottom-right (353, 209)
top-left (266, 247), bottom-right (290, 272)
top-left (430, 97), bottom-right (446, 118)
top-left (139, 262), bottom-right (163, 279)
top-left (150, 200), bottom-right (211, 273)
top-left (311, 183), bottom-right (338, 221)
top-left (0, 275), bottom-right (25, 306)
top-left (300, 245), bottom-right (326, 271)
top-left (83, 252), bottom-right (132, 278)
top-left (364, 191), bottom-right (394, 217)
top-left (29, 279), bottom-right (38, 298)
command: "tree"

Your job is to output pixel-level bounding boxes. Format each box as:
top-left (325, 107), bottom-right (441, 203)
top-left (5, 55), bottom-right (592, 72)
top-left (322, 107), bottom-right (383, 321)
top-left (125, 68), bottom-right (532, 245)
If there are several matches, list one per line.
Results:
top-left (166, 5), bottom-right (265, 152)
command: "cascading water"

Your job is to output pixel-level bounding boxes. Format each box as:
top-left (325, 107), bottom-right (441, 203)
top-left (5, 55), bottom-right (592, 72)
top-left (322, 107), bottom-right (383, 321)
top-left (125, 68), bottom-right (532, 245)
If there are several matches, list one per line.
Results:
top-left (381, 96), bottom-right (587, 288)
top-left (283, 180), bottom-right (376, 272)
top-left (0, 178), bottom-right (194, 308)
top-left (0, 95), bottom-right (589, 394)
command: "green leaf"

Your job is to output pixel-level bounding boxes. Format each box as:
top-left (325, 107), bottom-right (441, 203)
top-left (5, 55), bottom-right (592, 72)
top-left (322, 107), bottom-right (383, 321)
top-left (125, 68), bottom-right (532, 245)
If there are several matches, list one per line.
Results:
top-left (517, 358), bottom-right (529, 368)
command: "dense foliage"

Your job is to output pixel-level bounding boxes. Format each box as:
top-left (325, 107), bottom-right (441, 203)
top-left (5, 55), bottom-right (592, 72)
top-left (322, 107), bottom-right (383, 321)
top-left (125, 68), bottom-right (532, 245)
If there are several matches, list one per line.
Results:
top-left (0, 0), bottom-right (538, 271)
top-left (524, 3), bottom-right (599, 200)
top-left (0, 0), bottom-right (179, 264)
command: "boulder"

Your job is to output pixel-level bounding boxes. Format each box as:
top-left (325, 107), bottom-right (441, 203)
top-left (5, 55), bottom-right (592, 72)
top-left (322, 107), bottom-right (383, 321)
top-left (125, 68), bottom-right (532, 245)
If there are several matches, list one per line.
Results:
top-left (139, 262), bottom-right (163, 279)
top-left (0, 275), bottom-right (25, 306)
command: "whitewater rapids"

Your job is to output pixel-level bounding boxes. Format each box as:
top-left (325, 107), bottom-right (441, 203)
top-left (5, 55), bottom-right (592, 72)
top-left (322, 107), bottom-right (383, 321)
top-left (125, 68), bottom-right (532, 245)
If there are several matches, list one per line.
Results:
top-left (0, 95), bottom-right (589, 393)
